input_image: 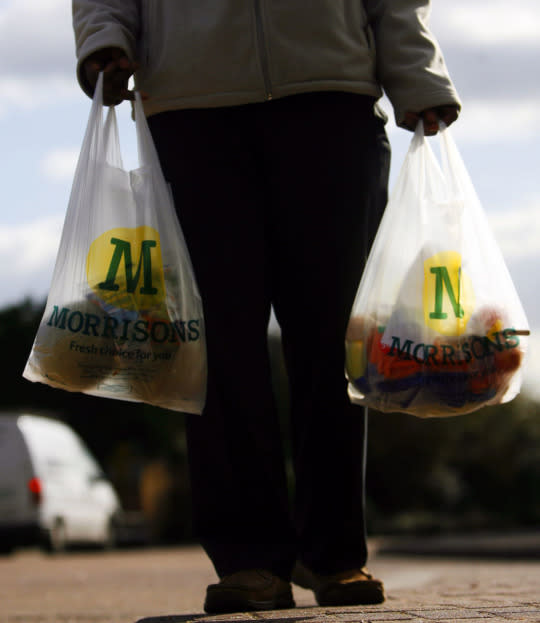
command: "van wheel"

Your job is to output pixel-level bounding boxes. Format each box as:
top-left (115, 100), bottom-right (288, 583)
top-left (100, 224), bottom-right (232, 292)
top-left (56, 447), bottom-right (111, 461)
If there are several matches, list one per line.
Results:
top-left (44, 519), bottom-right (67, 554)
top-left (103, 517), bottom-right (117, 550)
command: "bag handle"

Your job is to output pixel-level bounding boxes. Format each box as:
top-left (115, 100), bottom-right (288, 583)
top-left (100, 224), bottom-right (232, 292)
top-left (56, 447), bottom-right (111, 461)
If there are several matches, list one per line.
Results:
top-left (409, 120), bottom-right (448, 209)
top-left (103, 107), bottom-right (124, 168)
top-left (439, 122), bottom-right (479, 206)
top-left (91, 72), bottom-right (162, 173)
top-left (75, 71), bottom-right (106, 171)
top-left (133, 91), bottom-right (162, 171)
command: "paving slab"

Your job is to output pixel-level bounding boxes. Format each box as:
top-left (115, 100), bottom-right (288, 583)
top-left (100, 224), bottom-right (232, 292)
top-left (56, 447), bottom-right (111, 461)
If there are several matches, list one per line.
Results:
top-left (0, 541), bottom-right (539, 623)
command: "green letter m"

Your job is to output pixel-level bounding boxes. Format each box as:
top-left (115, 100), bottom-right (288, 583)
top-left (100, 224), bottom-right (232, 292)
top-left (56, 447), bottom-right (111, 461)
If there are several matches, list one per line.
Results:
top-left (99, 237), bottom-right (158, 295)
top-left (47, 305), bottom-right (69, 329)
top-left (429, 265), bottom-right (464, 320)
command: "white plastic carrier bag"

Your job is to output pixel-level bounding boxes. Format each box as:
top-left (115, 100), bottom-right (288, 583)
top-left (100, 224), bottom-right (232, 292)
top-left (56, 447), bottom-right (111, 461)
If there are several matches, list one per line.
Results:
top-left (346, 122), bottom-right (529, 417)
top-left (23, 74), bottom-right (207, 414)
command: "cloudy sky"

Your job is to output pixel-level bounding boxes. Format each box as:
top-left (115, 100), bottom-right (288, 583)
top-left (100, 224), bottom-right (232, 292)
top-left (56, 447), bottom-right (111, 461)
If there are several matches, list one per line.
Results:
top-left (1, 0), bottom-right (539, 399)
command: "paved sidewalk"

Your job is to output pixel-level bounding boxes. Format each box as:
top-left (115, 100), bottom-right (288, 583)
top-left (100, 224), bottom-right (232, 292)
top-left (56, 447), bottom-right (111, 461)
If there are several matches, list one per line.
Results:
top-left (134, 540), bottom-right (540, 623)
top-left (1, 540), bottom-right (539, 623)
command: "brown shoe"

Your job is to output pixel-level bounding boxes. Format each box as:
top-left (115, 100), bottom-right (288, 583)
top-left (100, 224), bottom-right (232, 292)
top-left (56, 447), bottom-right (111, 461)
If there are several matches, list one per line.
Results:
top-left (292, 561), bottom-right (385, 606)
top-left (204, 569), bottom-right (295, 614)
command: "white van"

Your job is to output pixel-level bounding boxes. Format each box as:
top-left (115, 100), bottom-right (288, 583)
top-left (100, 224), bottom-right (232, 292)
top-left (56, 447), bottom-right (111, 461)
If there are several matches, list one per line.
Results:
top-left (0, 413), bottom-right (121, 553)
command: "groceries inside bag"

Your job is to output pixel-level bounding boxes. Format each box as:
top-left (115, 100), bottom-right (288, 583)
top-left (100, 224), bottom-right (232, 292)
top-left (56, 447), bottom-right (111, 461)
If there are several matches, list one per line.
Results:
top-left (23, 74), bottom-right (207, 414)
top-left (346, 123), bottom-right (529, 417)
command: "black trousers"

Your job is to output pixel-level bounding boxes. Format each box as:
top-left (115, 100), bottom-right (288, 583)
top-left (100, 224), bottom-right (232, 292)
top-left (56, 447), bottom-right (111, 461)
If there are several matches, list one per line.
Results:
top-left (148, 92), bottom-right (390, 580)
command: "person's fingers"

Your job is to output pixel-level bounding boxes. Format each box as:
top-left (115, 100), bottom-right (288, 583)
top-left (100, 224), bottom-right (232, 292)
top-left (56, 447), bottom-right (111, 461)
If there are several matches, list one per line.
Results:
top-left (437, 105), bottom-right (459, 128)
top-left (83, 48), bottom-right (138, 105)
top-left (84, 60), bottom-right (103, 93)
top-left (402, 111), bottom-right (420, 132)
top-left (102, 63), bottom-right (136, 105)
top-left (402, 105), bottom-right (460, 134)
top-left (421, 109), bottom-right (439, 136)
top-left (117, 55), bottom-right (132, 70)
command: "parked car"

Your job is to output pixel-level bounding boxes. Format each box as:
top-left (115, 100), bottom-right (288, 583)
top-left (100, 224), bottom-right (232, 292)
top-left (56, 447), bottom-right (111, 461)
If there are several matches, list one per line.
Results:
top-left (0, 413), bottom-right (121, 553)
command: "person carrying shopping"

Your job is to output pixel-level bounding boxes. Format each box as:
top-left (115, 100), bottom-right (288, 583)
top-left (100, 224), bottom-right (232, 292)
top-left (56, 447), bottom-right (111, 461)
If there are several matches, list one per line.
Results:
top-left (72, 0), bottom-right (460, 614)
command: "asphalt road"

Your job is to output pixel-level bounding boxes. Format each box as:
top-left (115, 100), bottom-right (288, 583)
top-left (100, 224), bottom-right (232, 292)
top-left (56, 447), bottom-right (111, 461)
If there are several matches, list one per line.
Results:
top-left (1, 544), bottom-right (539, 623)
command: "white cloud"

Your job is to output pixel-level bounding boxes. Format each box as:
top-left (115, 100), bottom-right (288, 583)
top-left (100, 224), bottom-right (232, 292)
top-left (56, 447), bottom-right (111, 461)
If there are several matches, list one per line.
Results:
top-left (0, 75), bottom-right (79, 119)
top-left (488, 197), bottom-right (540, 262)
top-left (0, 0), bottom-right (78, 118)
top-left (451, 98), bottom-right (540, 144)
top-left (41, 147), bottom-right (80, 182)
top-left (0, 0), bottom-right (75, 75)
top-left (0, 215), bottom-right (63, 278)
top-left (432, 1), bottom-right (540, 47)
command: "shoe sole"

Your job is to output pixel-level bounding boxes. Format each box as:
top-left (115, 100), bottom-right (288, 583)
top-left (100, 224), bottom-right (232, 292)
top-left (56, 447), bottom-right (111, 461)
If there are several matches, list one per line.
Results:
top-left (317, 583), bottom-right (385, 606)
top-left (292, 566), bottom-right (385, 606)
top-left (204, 593), bottom-right (295, 614)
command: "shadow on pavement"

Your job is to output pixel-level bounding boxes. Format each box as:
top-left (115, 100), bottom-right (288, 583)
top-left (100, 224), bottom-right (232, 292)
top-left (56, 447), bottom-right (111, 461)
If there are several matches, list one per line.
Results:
top-left (136, 614), bottom-right (319, 623)
top-left (136, 618), bottom-right (204, 623)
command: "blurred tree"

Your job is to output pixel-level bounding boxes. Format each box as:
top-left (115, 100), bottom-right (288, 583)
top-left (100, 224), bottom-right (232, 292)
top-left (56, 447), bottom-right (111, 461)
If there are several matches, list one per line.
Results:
top-left (365, 395), bottom-right (540, 533)
top-left (268, 330), bottom-right (540, 534)
top-left (1, 299), bottom-right (539, 538)
top-left (0, 297), bottom-right (189, 541)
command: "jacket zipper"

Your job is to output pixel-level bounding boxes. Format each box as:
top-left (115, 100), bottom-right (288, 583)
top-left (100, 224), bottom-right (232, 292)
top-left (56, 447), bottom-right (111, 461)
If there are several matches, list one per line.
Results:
top-left (142, 2), bottom-right (151, 66)
top-left (253, 0), bottom-right (273, 100)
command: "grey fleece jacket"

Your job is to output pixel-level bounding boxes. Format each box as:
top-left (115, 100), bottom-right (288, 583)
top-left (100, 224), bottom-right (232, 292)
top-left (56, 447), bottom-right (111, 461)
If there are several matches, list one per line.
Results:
top-left (72, 0), bottom-right (461, 124)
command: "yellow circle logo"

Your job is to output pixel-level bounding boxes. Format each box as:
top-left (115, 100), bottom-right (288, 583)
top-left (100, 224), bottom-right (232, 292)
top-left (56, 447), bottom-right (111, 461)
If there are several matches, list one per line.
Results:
top-left (423, 251), bottom-right (475, 336)
top-left (86, 226), bottom-right (166, 311)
